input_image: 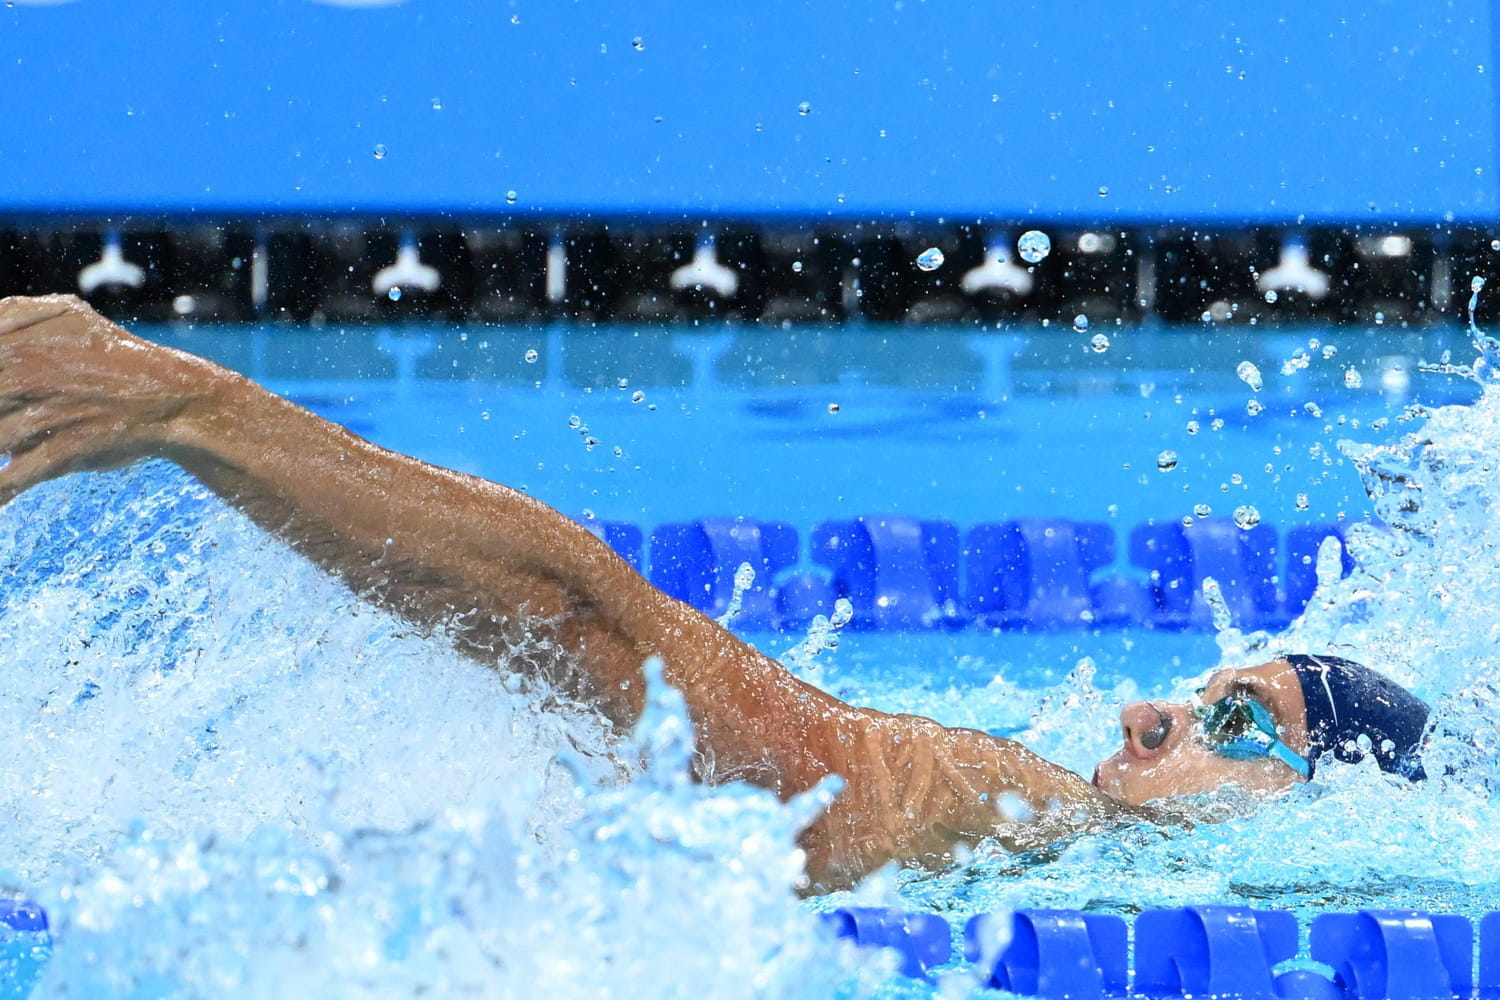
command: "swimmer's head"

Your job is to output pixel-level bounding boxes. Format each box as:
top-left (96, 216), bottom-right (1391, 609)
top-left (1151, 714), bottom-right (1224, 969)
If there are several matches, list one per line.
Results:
top-left (1092, 655), bottom-right (1429, 806)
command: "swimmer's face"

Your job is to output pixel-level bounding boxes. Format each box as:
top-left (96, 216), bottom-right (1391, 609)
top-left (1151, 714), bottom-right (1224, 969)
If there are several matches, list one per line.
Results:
top-left (1091, 659), bottom-right (1309, 807)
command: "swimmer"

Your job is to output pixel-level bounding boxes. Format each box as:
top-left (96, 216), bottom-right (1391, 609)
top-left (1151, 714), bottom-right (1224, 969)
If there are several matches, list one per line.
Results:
top-left (0, 295), bottom-right (1432, 893)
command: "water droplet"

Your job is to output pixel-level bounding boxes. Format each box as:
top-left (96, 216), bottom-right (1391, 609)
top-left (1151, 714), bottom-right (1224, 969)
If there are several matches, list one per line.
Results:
top-left (1264, 289), bottom-right (1279, 304)
top-left (431, 97), bottom-right (443, 111)
top-left (1157, 450), bottom-right (1179, 472)
top-left (1322, 344), bottom-right (1337, 360)
top-left (1181, 515), bottom-right (1195, 527)
top-left (1097, 185), bottom-right (1109, 198)
top-left (792, 260), bottom-right (804, 273)
top-left (584, 436), bottom-right (599, 450)
top-left (617, 377), bottom-right (629, 390)
top-left (632, 36), bottom-right (644, 50)
top-left (915, 247), bottom-right (944, 271)
top-left (1090, 333), bottom-right (1110, 353)
top-left (797, 101), bottom-right (812, 116)
top-left (1475, 275), bottom-right (1488, 292)
top-left (568, 415), bottom-right (582, 429)
top-left (613, 446), bottom-right (624, 458)
top-left (387, 286), bottom-right (402, 302)
top-left (827, 402), bottom-right (841, 413)
top-left (1304, 401), bottom-right (1323, 417)
top-left (1072, 314), bottom-right (1090, 333)
top-left (1193, 503), bottom-right (1212, 517)
top-left (1236, 360), bottom-right (1263, 391)
top-left (1233, 505), bottom-right (1261, 529)
top-left (1186, 420), bottom-right (1200, 434)
top-left (582, 508), bottom-right (596, 520)
top-left (1246, 399), bottom-right (1264, 416)
top-left (1491, 241), bottom-right (1500, 252)
top-left (372, 144), bottom-right (388, 159)
top-left (1374, 311), bottom-right (1385, 325)
top-left (1295, 493), bottom-right (1310, 511)
top-left (506, 190), bottom-right (518, 205)
top-left (1211, 417), bottom-right (1225, 431)
top-left (511, 14), bottom-right (520, 24)
top-left (631, 390), bottom-right (646, 404)
top-left (1017, 230), bottom-right (1052, 264)
top-left (1344, 366), bottom-right (1363, 389)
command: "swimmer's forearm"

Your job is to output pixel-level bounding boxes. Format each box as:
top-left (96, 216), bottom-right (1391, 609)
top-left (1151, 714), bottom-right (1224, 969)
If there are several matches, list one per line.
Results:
top-left (160, 366), bottom-right (854, 777)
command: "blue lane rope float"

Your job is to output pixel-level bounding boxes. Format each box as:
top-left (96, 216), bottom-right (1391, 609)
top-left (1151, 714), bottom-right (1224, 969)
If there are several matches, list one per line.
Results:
top-left (586, 515), bottom-right (1357, 632)
top-left (823, 904), bottom-right (1500, 999)
top-left (0, 900), bottom-right (50, 1000)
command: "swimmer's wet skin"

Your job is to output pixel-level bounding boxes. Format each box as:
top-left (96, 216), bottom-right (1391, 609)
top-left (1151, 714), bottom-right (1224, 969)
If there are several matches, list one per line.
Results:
top-left (0, 295), bottom-right (1431, 893)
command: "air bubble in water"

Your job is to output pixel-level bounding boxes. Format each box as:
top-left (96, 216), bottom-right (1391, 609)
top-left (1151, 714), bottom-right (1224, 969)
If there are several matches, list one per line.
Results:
top-left (1090, 333), bottom-right (1110, 353)
top-left (506, 190), bottom-right (519, 205)
top-left (524, 349), bottom-right (539, 364)
top-left (1157, 450), bottom-right (1179, 472)
top-left (915, 247), bottom-right (945, 272)
top-left (632, 390), bottom-right (646, 403)
top-left (1344, 366), bottom-right (1363, 389)
top-left (373, 144), bottom-right (388, 159)
top-left (1194, 503), bottom-right (1212, 517)
top-left (1233, 505), bottom-right (1261, 529)
top-left (1236, 360), bottom-right (1263, 391)
top-left (797, 101), bottom-right (812, 116)
top-left (1264, 289), bottom-right (1279, 303)
top-left (387, 287), bottom-right (402, 302)
top-left (1296, 493), bottom-right (1310, 511)
top-left (1017, 230), bottom-right (1052, 264)
top-left (1073, 314), bottom-right (1090, 333)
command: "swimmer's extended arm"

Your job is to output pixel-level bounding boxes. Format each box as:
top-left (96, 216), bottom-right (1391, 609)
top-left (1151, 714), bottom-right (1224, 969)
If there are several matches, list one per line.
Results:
top-left (0, 295), bottom-right (1124, 890)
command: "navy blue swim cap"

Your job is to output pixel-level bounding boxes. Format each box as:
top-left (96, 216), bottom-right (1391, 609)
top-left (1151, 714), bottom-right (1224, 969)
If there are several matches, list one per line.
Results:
top-left (1285, 654), bottom-right (1429, 781)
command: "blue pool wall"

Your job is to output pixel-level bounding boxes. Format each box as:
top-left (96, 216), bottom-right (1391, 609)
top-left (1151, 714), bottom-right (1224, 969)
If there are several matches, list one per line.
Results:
top-left (0, 0), bottom-right (1495, 223)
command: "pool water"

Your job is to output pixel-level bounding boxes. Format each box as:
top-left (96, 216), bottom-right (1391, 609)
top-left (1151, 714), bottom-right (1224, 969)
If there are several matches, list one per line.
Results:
top-left (2, 319), bottom-right (1497, 997)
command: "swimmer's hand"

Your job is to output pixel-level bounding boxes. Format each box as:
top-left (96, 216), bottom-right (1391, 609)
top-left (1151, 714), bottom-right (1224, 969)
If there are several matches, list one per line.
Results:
top-left (0, 294), bottom-right (231, 504)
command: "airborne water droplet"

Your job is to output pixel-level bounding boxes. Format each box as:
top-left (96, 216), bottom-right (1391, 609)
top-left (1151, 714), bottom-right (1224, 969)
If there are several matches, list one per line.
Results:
top-left (524, 349), bottom-right (539, 364)
top-left (632, 390), bottom-right (646, 403)
top-left (373, 144), bottom-right (388, 159)
top-left (1157, 450), bottom-right (1179, 472)
top-left (1474, 275), bottom-right (1487, 293)
top-left (1090, 333), bottom-right (1110, 353)
top-left (1344, 366), bottom-right (1363, 389)
top-left (387, 286), bottom-right (402, 302)
top-left (1017, 230), bottom-right (1052, 264)
top-left (506, 190), bottom-right (519, 205)
top-left (1246, 399), bottom-right (1264, 416)
top-left (1073, 314), bottom-right (1090, 333)
top-left (1264, 289), bottom-right (1279, 304)
top-left (568, 415), bottom-right (582, 429)
top-left (915, 247), bottom-right (945, 272)
top-left (1233, 505), bottom-right (1262, 529)
top-left (632, 36), bottom-right (644, 50)
top-left (1193, 503), bottom-right (1212, 517)
top-left (827, 402), bottom-right (841, 413)
top-left (1097, 185), bottom-right (1109, 198)
top-left (1295, 493), bottom-right (1310, 511)
top-left (797, 101), bottom-right (812, 116)
top-left (1236, 360), bottom-right (1263, 391)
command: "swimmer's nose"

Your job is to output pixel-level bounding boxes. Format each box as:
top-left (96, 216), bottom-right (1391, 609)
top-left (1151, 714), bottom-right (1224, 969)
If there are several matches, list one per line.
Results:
top-left (1119, 701), bottom-right (1178, 759)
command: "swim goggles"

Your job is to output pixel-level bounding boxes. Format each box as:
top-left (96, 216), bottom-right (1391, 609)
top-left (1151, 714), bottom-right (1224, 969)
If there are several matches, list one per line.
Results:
top-left (1190, 690), bottom-right (1312, 779)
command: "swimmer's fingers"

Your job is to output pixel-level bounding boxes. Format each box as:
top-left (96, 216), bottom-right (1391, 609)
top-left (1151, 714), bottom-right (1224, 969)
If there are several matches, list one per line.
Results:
top-left (0, 430), bottom-right (99, 507)
top-left (0, 405), bottom-right (97, 462)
